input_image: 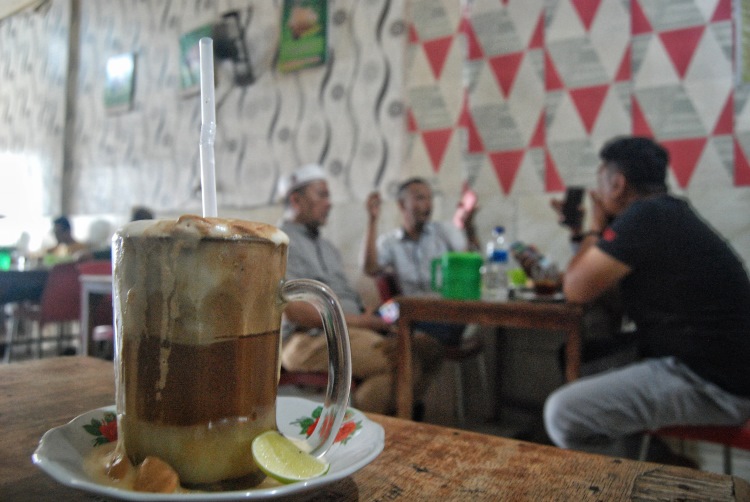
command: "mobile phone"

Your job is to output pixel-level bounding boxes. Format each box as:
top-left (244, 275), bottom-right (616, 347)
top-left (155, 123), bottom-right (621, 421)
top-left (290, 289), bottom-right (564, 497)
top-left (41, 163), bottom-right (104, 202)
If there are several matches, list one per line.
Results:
top-left (377, 299), bottom-right (400, 324)
top-left (453, 187), bottom-right (478, 229)
top-left (561, 186), bottom-right (585, 228)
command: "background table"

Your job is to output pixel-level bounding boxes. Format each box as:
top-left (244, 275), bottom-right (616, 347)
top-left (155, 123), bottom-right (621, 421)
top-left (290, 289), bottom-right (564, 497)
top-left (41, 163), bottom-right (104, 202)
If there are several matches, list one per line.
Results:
top-left (78, 273), bottom-right (113, 356)
top-left (3, 357), bottom-right (748, 501)
top-left (395, 295), bottom-right (585, 419)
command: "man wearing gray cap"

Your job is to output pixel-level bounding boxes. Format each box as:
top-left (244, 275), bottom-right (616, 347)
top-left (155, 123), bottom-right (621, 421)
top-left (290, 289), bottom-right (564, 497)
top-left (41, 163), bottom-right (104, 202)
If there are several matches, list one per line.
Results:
top-left (278, 163), bottom-right (443, 417)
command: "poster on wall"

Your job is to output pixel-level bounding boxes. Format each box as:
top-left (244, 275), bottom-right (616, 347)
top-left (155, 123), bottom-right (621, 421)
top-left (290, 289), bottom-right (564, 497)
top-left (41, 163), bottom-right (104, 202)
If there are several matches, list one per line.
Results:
top-left (179, 24), bottom-right (213, 95)
top-left (277, 0), bottom-right (328, 73)
top-left (104, 53), bottom-right (136, 113)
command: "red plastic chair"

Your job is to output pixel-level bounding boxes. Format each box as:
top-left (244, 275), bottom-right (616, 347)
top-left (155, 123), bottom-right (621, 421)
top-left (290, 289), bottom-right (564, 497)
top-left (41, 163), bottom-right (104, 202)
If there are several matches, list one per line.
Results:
top-left (4, 262), bottom-right (82, 362)
top-left (639, 421), bottom-right (750, 474)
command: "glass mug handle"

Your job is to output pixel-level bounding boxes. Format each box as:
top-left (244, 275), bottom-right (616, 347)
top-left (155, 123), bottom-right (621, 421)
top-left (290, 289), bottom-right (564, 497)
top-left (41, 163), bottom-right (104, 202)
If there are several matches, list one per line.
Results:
top-left (281, 278), bottom-right (352, 458)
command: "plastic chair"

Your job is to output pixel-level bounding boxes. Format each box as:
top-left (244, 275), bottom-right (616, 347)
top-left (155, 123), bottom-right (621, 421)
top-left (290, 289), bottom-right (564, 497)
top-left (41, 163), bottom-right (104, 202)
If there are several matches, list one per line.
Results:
top-left (91, 324), bottom-right (114, 360)
top-left (375, 273), bottom-right (490, 424)
top-left (639, 421), bottom-right (750, 474)
top-left (5, 262), bottom-right (81, 362)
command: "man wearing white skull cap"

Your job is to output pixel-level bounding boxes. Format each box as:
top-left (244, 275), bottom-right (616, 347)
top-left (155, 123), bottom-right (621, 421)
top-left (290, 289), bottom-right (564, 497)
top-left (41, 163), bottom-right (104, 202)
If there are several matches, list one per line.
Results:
top-left (278, 164), bottom-right (443, 417)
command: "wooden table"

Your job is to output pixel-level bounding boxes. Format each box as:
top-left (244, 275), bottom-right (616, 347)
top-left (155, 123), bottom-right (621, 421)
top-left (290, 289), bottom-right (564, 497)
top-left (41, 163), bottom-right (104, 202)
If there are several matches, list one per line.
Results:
top-left (2, 357), bottom-right (748, 501)
top-left (78, 274), bottom-right (113, 356)
top-left (395, 295), bottom-right (585, 419)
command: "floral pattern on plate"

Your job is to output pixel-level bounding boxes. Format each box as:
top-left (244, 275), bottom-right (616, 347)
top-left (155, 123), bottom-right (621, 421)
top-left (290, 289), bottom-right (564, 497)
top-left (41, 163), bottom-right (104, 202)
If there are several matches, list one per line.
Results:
top-left (34, 396), bottom-right (384, 501)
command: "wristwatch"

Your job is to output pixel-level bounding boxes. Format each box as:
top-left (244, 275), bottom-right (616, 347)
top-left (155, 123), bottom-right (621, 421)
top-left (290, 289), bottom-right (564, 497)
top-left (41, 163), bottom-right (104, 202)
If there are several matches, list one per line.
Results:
top-left (570, 230), bottom-right (601, 243)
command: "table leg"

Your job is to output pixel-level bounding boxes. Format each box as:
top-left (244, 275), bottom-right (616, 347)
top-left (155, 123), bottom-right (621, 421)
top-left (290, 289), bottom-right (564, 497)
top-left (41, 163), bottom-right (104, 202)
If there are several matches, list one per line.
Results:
top-left (396, 315), bottom-right (414, 419)
top-left (80, 287), bottom-right (90, 356)
top-left (563, 325), bottom-right (581, 382)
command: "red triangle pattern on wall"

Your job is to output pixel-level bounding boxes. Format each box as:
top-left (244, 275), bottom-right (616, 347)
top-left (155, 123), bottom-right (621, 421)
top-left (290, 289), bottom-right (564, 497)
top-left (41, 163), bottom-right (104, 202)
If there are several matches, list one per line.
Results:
top-left (572, 0), bottom-right (602, 32)
top-left (569, 84), bottom-right (609, 134)
top-left (454, 1), bottom-right (743, 193)
top-left (423, 36), bottom-right (454, 80)
top-left (631, 0), bottom-right (653, 35)
top-left (529, 13), bottom-right (545, 49)
top-left (409, 23), bottom-right (419, 43)
top-left (407, 108), bottom-right (419, 132)
top-left (489, 150), bottom-right (525, 194)
top-left (545, 50), bottom-right (565, 90)
top-left (713, 94), bottom-right (734, 136)
top-left (458, 91), bottom-right (485, 153)
top-left (459, 15), bottom-right (484, 60)
top-left (660, 137), bottom-right (707, 188)
top-left (529, 111), bottom-right (545, 148)
top-left (712, 0), bottom-right (733, 22)
top-left (734, 138), bottom-right (750, 185)
top-left (422, 129), bottom-right (453, 173)
top-left (659, 26), bottom-right (705, 79)
top-left (615, 45), bottom-right (631, 82)
top-left (544, 150), bottom-right (565, 192)
top-left (631, 97), bottom-right (653, 136)
top-left (488, 52), bottom-right (525, 99)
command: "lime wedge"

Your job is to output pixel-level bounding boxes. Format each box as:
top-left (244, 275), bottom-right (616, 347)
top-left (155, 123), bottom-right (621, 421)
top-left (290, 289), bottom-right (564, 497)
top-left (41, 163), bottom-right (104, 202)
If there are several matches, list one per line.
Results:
top-left (251, 430), bottom-right (330, 484)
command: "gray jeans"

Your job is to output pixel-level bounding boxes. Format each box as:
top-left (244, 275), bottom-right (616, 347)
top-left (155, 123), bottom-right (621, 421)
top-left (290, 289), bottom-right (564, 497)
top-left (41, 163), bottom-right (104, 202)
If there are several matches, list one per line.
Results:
top-left (544, 357), bottom-right (750, 458)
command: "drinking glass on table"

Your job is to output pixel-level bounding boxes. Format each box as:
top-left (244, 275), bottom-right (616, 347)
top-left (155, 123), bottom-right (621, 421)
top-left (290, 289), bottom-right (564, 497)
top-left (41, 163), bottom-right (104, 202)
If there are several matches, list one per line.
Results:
top-left (112, 215), bottom-right (351, 488)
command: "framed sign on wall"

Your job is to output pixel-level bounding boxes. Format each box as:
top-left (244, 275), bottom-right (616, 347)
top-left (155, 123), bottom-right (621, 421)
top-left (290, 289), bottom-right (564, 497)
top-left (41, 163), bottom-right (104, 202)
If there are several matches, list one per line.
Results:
top-left (104, 53), bottom-right (136, 113)
top-left (277, 0), bottom-right (328, 73)
top-left (179, 24), bottom-right (213, 95)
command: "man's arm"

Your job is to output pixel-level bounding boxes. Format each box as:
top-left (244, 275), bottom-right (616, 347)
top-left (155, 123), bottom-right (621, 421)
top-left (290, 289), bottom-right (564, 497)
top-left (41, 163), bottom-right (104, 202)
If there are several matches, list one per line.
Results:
top-left (362, 192), bottom-right (383, 276)
top-left (563, 236), bottom-right (630, 304)
top-left (462, 205), bottom-right (481, 252)
top-left (562, 190), bottom-right (630, 304)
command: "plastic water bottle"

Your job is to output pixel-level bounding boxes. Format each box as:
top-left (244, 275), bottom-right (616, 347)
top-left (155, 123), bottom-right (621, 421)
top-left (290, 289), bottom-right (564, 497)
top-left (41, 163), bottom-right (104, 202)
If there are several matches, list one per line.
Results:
top-left (481, 226), bottom-right (509, 301)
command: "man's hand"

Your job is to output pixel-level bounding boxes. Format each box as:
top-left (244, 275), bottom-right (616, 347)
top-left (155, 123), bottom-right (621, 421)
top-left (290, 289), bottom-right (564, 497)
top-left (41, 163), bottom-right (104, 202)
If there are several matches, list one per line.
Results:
top-left (550, 198), bottom-right (584, 236)
top-left (350, 310), bottom-right (394, 335)
top-left (362, 192), bottom-right (383, 276)
top-left (365, 192), bottom-right (381, 223)
top-left (587, 189), bottom-right (609, 234)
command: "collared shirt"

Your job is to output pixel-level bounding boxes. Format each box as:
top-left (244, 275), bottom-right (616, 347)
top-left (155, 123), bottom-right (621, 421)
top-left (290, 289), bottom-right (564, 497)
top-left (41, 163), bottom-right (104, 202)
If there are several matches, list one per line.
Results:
top-left (376, 221), bottom-right (467, 296)
top-left (281, 221), bottom-right (365, 338)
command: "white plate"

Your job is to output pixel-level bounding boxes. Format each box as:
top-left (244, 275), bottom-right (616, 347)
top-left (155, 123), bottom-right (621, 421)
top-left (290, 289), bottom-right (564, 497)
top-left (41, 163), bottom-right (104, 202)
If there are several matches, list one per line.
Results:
top-left (33, 396), bottom-right (384, 500)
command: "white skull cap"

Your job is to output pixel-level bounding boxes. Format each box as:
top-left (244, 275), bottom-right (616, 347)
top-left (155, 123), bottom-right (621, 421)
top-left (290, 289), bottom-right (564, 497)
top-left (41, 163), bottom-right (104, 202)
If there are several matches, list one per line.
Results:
top-left (278, 163), bottom-right (327, 199)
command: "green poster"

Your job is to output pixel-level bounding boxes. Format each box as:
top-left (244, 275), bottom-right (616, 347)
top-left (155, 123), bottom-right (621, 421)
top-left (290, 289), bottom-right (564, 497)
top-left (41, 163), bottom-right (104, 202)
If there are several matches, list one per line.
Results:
top-left (277, 0), bottom-right (328, 73)
top-left (104, 53), bottom-right (136, 113)
top-left (179, 24), bottom-right (213, 93)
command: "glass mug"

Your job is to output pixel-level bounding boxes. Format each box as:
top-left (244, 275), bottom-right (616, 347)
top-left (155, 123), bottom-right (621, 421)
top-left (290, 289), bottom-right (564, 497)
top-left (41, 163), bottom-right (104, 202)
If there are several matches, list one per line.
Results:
top-left (112, 216), bottom-right (351, 487)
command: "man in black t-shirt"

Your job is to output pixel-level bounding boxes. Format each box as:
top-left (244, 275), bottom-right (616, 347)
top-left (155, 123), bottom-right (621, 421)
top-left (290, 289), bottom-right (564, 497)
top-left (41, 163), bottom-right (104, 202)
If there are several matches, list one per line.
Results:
top-left (544, 136), bottom-right (750, 460)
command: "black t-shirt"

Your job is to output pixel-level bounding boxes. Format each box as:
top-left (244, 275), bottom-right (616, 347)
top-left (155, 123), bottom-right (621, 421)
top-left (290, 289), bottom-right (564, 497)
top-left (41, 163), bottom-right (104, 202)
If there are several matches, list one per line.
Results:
top-left (597, 194), bottom-right (750, 397)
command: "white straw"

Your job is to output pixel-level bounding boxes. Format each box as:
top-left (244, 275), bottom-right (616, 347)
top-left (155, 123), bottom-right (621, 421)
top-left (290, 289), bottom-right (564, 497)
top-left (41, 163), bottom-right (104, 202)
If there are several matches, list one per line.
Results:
top-left (199, 37), bottom-right (218, 218)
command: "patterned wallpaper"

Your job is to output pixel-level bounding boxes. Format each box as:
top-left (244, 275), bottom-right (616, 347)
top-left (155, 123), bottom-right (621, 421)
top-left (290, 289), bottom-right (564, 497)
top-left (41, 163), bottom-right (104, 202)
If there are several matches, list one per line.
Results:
top-left (67, 0), bottom-right (406, 214)
top-left (403, 0), bottom-right (750, 265)
top-left (1, 0), bottom-right (748, 266)
top-left (406, 0), bottom-right (749, 189)
top-left (0, 0), bottom-right (68, 218)
top-left (1, 0), bottom-right (407, 218)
